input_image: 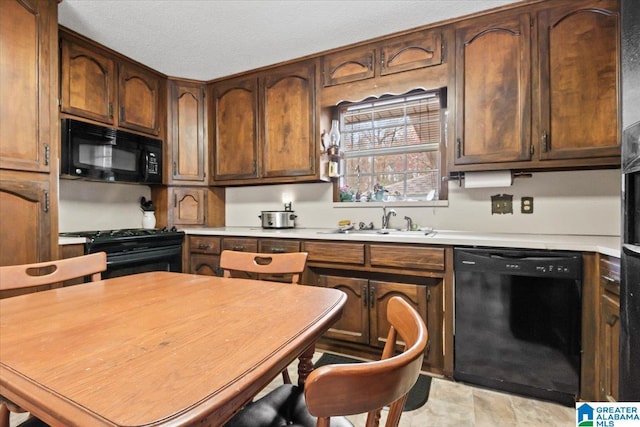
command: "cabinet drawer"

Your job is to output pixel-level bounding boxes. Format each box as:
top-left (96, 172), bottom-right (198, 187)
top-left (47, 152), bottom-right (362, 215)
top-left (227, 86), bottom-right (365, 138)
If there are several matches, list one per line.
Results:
top-left (600, 255), bottom-right (620, 295)
top-left (370, 244), bottom-right (444, 271)
top-left (303, 241), bottom-right (365, 265)
top-left (222, 238), bottom-right (258, 252)
top-left (189, 236), bottom-right (221, 254)
top-left (259, 239), bottom-right (301, 253)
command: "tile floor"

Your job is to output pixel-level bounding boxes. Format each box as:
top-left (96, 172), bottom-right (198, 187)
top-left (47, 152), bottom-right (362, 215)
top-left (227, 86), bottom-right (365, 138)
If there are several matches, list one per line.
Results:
top-left (9, 351), bottom-right (577, 427)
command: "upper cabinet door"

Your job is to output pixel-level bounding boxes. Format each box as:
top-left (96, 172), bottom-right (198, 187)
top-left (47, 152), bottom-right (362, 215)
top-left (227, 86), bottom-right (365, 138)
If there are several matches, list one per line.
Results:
top-left (262, 61), bottom-right (316, 178)
top-left (0, 0), bottom-right (57, 173)
top-left (537, 0), bottom-right (620, 161)
top-left (60, 38), bottom-right (116, 124)
top-left (454, 13), bottom-right (532, 165)
top-left (118, 62), bottom-right (160, 135)
top-left (169, 80), bottom-right (206, 184)
top-left (380, 29), bottom-right (442, 76)
top-left (322, 46), bottom-right (375, 87)
top-left (211, 76), bottom-right (259, 181)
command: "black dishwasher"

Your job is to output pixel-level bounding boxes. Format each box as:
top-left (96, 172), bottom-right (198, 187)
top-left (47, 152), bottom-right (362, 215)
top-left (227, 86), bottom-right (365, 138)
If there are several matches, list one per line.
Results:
top-left (454, 247), bottom-right (582, 406)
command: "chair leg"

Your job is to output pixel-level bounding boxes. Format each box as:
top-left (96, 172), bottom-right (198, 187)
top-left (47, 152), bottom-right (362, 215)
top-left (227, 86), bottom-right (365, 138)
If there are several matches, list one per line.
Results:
top-left (281, 368), bottom-right (292, 384)
top-left (0, 403), bottom-right (10, 427)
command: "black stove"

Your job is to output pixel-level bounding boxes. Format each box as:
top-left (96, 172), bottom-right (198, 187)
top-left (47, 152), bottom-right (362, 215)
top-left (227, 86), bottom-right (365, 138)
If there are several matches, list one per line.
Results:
top-left (60, 227), bottom-right (185, 278)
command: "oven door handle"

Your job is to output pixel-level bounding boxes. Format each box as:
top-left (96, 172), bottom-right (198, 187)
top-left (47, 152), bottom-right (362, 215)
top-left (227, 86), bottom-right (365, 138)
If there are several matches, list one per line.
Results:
top-left (106, 245), bottom-right (182, 266)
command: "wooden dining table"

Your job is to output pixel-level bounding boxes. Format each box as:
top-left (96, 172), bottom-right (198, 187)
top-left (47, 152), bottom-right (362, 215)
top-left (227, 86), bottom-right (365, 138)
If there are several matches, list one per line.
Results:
top-left (0, 271), bottom-right (346, 427)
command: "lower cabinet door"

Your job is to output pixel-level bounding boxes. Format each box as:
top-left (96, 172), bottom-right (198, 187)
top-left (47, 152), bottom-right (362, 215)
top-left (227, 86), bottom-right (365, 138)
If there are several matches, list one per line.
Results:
top-left (190, 254), bottom-right (220, 276)
top-left (320, 275), bottom-right (369, 345)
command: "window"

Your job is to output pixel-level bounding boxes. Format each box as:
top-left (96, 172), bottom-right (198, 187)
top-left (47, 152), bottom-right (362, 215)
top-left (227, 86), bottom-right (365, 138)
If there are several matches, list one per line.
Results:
top-left (337, 89), bottom-right (444, 203)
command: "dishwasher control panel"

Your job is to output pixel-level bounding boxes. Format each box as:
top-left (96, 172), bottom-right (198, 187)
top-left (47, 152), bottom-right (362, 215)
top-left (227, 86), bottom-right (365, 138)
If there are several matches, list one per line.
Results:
top-left (456, 247), bottom-right (582, 279)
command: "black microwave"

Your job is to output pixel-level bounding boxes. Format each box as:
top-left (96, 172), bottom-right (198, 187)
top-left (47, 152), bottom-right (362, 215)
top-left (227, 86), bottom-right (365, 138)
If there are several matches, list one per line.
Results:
top-left (61, 118), bottom-right (163, 184)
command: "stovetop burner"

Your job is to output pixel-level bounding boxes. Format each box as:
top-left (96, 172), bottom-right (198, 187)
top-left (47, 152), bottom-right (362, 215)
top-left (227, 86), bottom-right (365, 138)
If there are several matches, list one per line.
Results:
top-left (61, 227), bottom-right (182, 240)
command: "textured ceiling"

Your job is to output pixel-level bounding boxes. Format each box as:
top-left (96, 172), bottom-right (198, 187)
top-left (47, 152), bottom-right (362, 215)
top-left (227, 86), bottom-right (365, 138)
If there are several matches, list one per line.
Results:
top-left (58, 0), bottom-right (522, 81)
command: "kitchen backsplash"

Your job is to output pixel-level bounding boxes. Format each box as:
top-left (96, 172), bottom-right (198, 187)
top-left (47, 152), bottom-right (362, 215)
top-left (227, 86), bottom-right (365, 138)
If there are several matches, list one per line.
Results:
top-left (59, 180), bottom-right (152, 232)
top-left (225, 169), bottom-right (621, 236)
top-left (59, 169), bottom-right (621, 236)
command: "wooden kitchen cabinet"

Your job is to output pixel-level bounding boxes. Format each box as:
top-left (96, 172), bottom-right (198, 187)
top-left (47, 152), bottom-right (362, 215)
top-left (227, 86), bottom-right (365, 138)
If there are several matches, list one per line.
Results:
top-left (189, 236), bottom-right (221, 275)
top-left (0, 0), bottom-right (58, 271)
top-left (59, 29), bottom-right (163, 137)
top-left (598, 254), bottom-right (620, 402)
top-left (322, 29), bottom-right (442, 87)
top-left (167, 79), bottom-right (207, 184)
top-left (118, 61), bottom-right (161, 136)
top-left (169, 187), bottom-right (206, 225)
top-left (262, 61), bottom-right (316, 179)
top-left (318, 274), bottom-right (442, 372)
top-left (210, 75), bottom-right (259, 181)
top-left (210, 59), bottom-right (318, 185)
top-left (537, 0), bottom-right (620, 162)
top-left (454, 12), bottom-right (532, 166)
top-left (0, 0), bottom-right (58, 173)
top-left (0, 170), bottom-right (54, 267)
top-left (60, 37), bottom-right (116, 124)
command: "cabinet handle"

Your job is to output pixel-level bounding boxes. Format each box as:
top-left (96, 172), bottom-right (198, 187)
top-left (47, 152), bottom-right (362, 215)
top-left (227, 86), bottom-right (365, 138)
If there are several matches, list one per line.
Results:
top-left (174, 194), bottom-right (177, 207)
top-left (109, 103), bottom-right (114, 119)
top-left (607, 314), bottom-right (619, 327)
top-left (120, 106), bottom-right (125, 121)
top-left (232, 245), bottom-right (246, 251)
top-left (270, 247), bottom-right (287, 253)
top-left (173, 162), bottom-right (177, 176)
top-left (43, 143), bottom-right (50, 166)
top-left (43, 190), bottom-right (49, 213)
top-left (363, 285), bottom-right (368, 307)
top-left (602, 275), bottom-right (618, 284)
top-left (380, 52), bottom-right (386, 68)
top-left (541, 131), bottom-right (549, 152)
top-left (197, 243), bottom-right (211, 249)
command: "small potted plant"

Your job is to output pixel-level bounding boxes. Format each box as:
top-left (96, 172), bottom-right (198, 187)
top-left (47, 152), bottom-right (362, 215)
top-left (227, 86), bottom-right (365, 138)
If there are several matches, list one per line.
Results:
top-left (339, 185), bottom-right (354, 202)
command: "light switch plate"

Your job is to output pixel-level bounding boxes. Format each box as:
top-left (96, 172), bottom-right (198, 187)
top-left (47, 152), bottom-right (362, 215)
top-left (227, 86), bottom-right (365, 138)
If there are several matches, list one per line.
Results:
top-left (491, 194), bottom-right (513, 214)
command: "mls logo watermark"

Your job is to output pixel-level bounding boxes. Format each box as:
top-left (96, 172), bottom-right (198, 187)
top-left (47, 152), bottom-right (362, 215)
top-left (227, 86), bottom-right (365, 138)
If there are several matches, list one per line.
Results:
top-left (577, 402), bottom-right (640, 427)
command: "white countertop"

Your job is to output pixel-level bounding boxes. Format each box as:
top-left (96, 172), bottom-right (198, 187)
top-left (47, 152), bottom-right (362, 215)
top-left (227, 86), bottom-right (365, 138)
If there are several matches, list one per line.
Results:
top-left (180, 227), bottom-right (622, 258)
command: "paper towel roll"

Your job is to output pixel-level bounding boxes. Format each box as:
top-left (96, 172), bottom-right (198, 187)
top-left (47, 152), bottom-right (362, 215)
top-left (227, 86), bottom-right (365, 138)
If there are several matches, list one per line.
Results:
top-left (464, 171), bottom-right (512, 188)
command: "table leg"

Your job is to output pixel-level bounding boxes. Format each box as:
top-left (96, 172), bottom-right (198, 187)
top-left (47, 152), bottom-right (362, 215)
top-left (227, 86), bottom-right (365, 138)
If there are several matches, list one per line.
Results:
top-left (297, 344), bottom-right (315, 388)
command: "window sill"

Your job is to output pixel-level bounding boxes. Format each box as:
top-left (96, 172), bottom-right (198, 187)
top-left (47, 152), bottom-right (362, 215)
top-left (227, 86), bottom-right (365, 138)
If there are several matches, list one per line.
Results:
top-left (332, 200), bottom-right (448, 208)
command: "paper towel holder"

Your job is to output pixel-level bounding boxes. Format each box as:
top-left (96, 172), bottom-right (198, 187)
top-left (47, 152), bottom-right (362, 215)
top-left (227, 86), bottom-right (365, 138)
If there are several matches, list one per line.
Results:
top-left (443, 171), bottom-right (533, 186)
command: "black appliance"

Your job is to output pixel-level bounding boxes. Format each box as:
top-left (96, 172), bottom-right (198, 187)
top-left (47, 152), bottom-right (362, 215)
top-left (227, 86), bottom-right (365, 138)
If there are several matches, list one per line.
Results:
top-left (61, 118), bottom-right (163, 184)
top-left (454, 247), bottom-right (582, 406)
top-left (60, 228), bottom-right (184, 279)
top-left (620, 0), bottom-right (640, 401)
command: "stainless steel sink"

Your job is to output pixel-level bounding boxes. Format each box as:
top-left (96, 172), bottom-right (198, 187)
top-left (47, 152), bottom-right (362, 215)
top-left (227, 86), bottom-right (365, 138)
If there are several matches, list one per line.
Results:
top-left (317, 228), bottom-right (437, 237)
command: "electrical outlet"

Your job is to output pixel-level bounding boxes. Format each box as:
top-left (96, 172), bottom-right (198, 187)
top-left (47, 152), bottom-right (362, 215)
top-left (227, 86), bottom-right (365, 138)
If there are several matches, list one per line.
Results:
top-left (491, 194), bottom-right (513, 214)
top-left (521, 196), bottom-right (534, 214)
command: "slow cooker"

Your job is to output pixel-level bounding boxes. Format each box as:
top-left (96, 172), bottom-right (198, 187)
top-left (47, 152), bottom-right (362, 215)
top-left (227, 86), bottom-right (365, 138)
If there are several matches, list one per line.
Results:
top-left (259, 210), bottom-right (297, 229)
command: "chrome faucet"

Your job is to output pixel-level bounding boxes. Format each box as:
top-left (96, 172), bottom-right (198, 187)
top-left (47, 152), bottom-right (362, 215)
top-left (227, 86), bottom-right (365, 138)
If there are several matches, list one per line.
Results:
top-left (381, 207), bottom-right (397, 230)
top-left (404, 216), bottom-right (413, 231)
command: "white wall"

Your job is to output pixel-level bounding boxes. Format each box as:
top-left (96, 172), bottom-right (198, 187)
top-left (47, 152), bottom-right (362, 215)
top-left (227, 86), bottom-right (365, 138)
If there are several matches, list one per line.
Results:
top-left (59, 180), bottom-right (151, 232)
top-left (225, 169), bottom-right (622, 236)
top-left (58, 169), bottom-right (621, 236)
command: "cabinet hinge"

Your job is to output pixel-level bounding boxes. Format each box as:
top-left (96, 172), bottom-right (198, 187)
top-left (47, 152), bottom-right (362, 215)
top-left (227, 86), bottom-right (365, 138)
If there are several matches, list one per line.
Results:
top-left (541, 131), bottom-right (549, 152)
top-left (120, 106), bottom-right (125, 121)
top-left (530, 142), bottom-right (535, 155)
top-left (369, 287), bottom-right (375, 308)
top-left (380, 51), bottom-right (386, 69)
top-left (362, 285), bottom-right (368, 307)
top-left (174, 194), bottom-right (178, 207)
top-left (253, 160), bottom-right (257, 174)
top-left (43, 143), bottom-right (50, 166)
top-left (173, 161), bottom-right (177, 176)
top-left (530, 16), bottom-right (534, 28)
top-left (456, 138), bottom-right (462, 158)
top-left (427, 288), bottom-right (431, 302)
top-left (109, 103), bottom-right (114, 119)
top-left (43, 190), bottom-right (49, 213)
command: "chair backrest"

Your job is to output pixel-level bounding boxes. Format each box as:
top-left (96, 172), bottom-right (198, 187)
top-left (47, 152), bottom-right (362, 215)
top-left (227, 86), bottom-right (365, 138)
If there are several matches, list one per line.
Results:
top-left (304, 296), bottom-right (428, 427)
top-left (219, 250), bottom-right (308, 284)
top-left (0, 252), bottom-right (107, 292)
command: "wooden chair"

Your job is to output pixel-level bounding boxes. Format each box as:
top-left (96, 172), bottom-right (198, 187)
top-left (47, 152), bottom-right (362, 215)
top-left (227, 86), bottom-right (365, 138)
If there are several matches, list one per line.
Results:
top-left (224, 296), bottom-right (429, 427)
top-left (219, 250), bottom-right (308, 384)
top-left (219, 250), bottom-right (308, 284)
top-left (0, 252), bottom-right (107, 427)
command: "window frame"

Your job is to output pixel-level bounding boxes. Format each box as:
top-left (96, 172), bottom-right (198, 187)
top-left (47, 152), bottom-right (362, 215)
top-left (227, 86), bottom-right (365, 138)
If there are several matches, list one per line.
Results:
top-left (333, 88), bottom-right (448, 205)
